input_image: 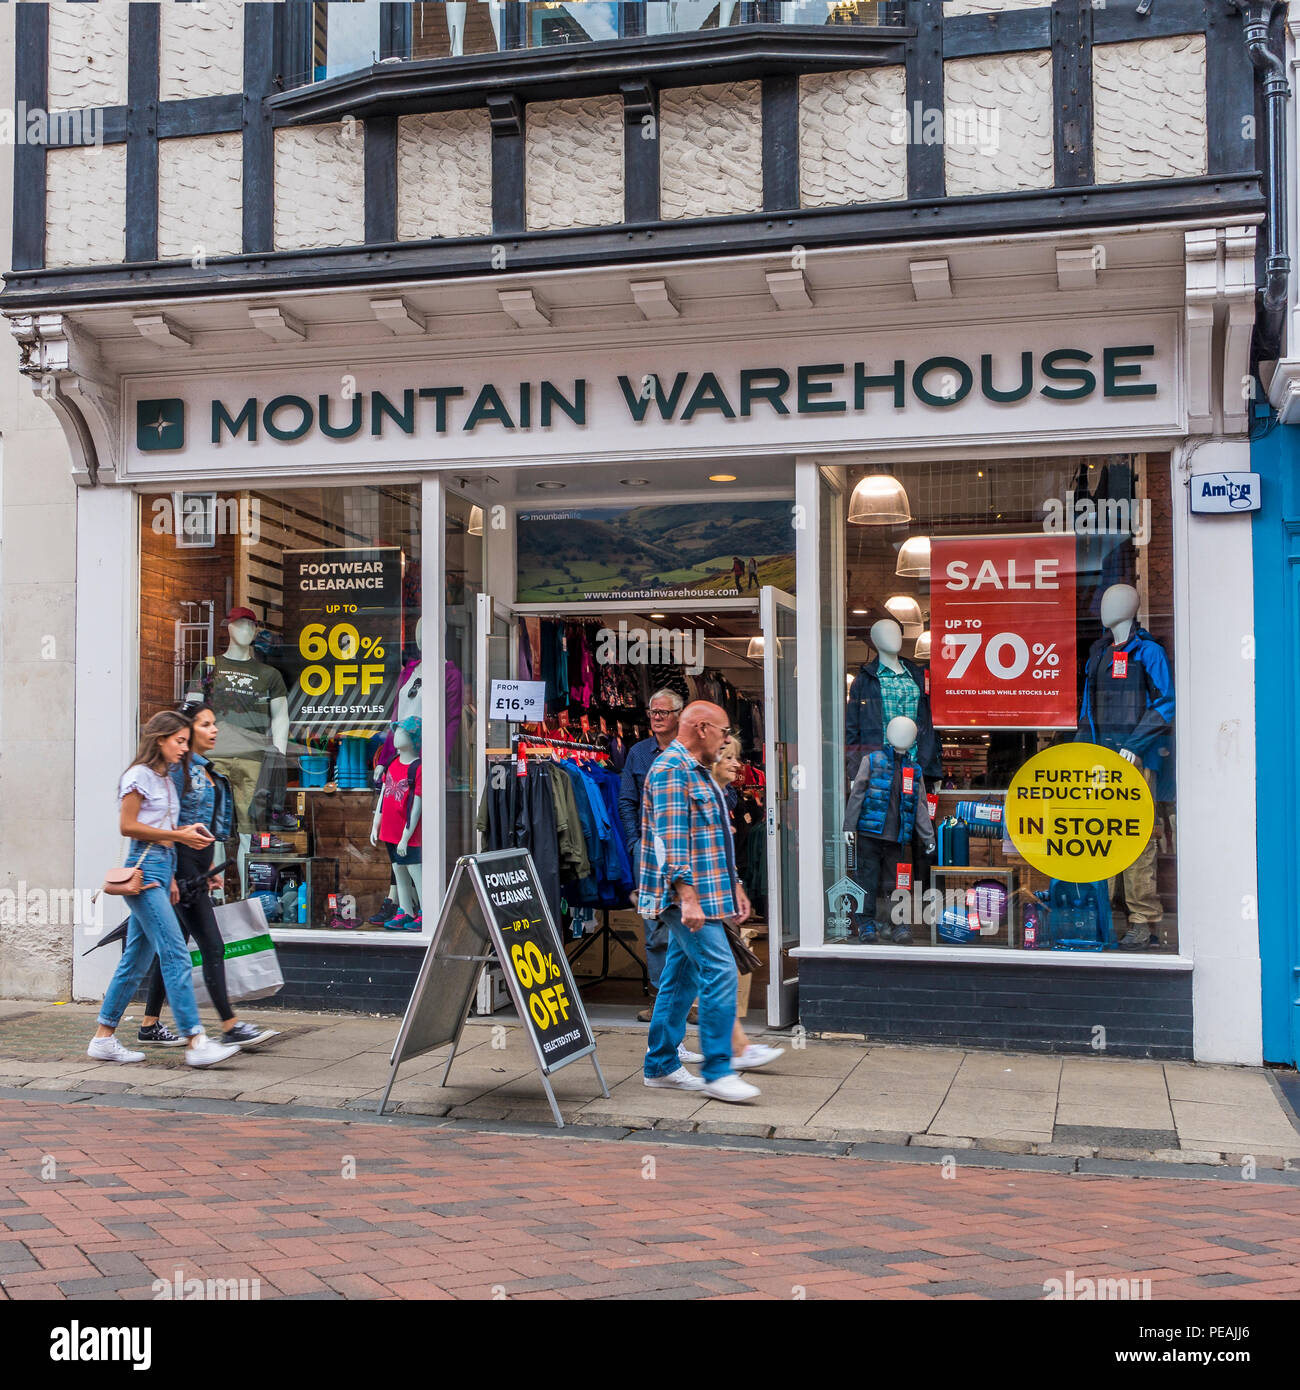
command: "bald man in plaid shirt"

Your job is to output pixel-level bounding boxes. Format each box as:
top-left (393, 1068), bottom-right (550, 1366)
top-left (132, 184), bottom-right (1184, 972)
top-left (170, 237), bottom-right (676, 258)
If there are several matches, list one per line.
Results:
top-left (638, 702), bottom-right (760, 1104)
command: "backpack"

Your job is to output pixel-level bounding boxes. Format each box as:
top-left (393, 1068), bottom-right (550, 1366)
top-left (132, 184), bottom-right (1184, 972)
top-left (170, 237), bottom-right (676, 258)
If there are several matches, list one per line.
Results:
top-left (1039, 879), bottom-right (1114, 951)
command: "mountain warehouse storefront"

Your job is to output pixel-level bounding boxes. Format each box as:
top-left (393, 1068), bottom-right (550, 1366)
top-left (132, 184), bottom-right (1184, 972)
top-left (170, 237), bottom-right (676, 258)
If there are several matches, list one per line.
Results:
top-left (47, 236), bottom-right (1260, 1064)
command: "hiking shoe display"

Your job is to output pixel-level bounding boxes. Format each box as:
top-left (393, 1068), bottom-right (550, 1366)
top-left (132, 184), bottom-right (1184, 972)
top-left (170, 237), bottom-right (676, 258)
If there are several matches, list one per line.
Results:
top-left (366, 898), bottom-right (399, 925)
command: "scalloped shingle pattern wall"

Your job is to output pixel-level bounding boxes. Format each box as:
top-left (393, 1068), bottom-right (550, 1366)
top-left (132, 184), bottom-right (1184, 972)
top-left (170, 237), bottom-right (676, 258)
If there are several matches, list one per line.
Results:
top-left (160, 1), bottom-right (244, 102)
top-left (46, 145), bottom-right (126, 267)
top-left (1093, 36), bottom-right (1207, 183)
top-left (47, 1), bottom-right (127, 110)
top-left (943, 51), bottom-right (1053, 196)
top-left (660, 82), bottom-right (763, 220)
top-left (944, 0), bottom-right (1046, 16)
top-left (397, 110), bottom-right (493, 240)
top-left (157, 135), bottom-right (243, 261)
top-left (526, 96), bottom-right (624, 231)
top-left (274, 124), bottom-right (366, 251)
top-left (800, 67), bottom-right (907, 208)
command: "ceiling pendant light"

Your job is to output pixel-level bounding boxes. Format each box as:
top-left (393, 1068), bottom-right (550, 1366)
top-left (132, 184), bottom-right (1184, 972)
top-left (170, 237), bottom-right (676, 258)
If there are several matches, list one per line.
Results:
top-left (746, 635), bottom-right (765, 659)
top-left (913, 630), bottom-right (932, 662)
top-left (467, 505), bottom-right (484, 536)
top-left (848, 473), bottom-right (910, 525)
top-left (883, 594), bottom-right (923, 627)
top-left (895, 535), bottom-right (930, 578)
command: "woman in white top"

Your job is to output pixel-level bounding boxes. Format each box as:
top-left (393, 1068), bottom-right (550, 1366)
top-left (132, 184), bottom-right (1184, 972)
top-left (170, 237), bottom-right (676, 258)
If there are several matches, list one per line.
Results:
top-left (88, 710), bottom-right (240, 1068)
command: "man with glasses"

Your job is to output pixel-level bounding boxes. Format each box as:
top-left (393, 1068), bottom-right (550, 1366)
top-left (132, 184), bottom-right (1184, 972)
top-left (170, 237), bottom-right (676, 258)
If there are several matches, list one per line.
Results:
top-left (640, 702), bottom-right (759, 1104)
top-left (619, 689), bottom-right (683, 1019)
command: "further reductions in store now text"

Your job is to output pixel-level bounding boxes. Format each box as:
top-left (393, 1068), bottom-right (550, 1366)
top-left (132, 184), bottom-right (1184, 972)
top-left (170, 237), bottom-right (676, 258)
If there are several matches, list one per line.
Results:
top-left (929, 534), bottom-right (1077, 728)
top-left (282, 546), bottom-right (403, 731)
top-left (472, 854), bottom-right (593, 1072)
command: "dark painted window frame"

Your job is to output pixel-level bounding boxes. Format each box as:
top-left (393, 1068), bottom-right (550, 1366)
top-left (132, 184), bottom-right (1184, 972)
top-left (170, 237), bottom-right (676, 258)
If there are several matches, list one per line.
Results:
top-left (7, 0), bottom-right (1258, 295)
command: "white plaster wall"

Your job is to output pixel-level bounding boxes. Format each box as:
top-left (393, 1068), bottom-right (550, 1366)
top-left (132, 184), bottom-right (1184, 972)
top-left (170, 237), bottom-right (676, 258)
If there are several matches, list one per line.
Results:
top-left (943, 52), bottom-right (1054, 197)
top-left (397, 110), bottom-right (493, 240)
top-left (0, 5), bottom-right (78, 1001)
top-left (944, 0), bottom-right (1045, 15)
top-left (274, 124), bottom-right (366, 252)
top-left (1094, 36), bottom-right (1208, 184)
top-left (47, 0), bottom-right (127, 110)
top-left (526, 95), bottom-right (624, 231)
top-left (157, 134), bottom-right (244, 261)
top-left (159, 0), bottom-right (244, 102)
top-left (799, 67), bottom-right (907, 208)
top-left (1174, 441), bottom-right (1261, 1065)
top-left (45, 144), bottom-right (127, 268)
top-left (660, 81), bottom-right (763, 221)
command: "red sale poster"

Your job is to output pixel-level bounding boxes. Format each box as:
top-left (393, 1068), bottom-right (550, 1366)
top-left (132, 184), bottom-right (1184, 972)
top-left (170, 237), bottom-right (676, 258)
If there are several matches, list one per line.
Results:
top-left (929, 534), bottom-right (1077, 728)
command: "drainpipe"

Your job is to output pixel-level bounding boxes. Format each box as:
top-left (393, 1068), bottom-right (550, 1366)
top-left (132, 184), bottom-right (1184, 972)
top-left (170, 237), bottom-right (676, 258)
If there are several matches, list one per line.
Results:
top-left (1231, 1), bottom-right (1292, 353)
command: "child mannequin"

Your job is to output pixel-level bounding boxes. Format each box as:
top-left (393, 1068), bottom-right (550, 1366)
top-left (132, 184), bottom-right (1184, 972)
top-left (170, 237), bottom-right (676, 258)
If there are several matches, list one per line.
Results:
top-left (369, 717), bottom-right (423, 930)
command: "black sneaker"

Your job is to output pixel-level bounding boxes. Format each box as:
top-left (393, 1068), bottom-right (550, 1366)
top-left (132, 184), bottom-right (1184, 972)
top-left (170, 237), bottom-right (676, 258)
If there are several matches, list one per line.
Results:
top-left (270, 811), bottom-right (301, 832)
top-left (222, 1023), bottom-right (280, 1048)
top-left (137, 1022), bottom-right (186, 1046)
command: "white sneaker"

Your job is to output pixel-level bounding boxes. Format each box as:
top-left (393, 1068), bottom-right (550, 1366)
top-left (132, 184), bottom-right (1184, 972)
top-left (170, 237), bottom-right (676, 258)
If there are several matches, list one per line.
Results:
top-left (678, 1043), bottom-right (704, 1064)
top-left (732, 1044), bottom-right (785, 1071)
top-left (702, 1073), bottom-right (761, 1103)
top-left (184, 1029), bottom-right (240, 1068)
top-left (644, 1066), bottom-right (706, 1091)
top-left (87, 1035), bottom-right (144, 1064)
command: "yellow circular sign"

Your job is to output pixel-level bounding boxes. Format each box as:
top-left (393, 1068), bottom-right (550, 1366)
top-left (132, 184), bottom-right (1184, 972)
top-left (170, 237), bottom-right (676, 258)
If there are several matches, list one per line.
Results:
top-left (1006, 742), bottom-right (1154, 883)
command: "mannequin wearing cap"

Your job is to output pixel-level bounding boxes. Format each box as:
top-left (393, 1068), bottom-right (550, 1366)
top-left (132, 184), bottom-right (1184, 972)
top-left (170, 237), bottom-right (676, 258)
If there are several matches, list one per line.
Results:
top-left (186, 607), bottom-right (289, 888)
top-left (1077, 582), bottom-right (1175, 948)
top-left (370, 719), bottom-right (423, 928)
top-left (842, 715), bottom-right (935, 946)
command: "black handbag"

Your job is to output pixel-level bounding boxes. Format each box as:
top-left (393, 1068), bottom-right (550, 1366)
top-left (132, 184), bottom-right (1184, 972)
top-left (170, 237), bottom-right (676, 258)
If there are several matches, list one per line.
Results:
top-left (724, 922), bottom-right (762, 975)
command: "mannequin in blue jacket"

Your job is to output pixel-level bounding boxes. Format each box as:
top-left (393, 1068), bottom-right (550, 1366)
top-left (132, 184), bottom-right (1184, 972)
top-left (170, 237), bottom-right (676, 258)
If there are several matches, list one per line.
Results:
top-left (842, 716), bottom-right (936, 945)
top-left (1076, 584), bottom-right (1174, 948)
top-left (846, 620), bottom-right (942, 783)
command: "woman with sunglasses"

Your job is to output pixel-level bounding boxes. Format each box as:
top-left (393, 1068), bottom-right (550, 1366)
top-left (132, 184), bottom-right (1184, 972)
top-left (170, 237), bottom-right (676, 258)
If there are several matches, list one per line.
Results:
top-left (134, 702), bottom-right (279, 1049)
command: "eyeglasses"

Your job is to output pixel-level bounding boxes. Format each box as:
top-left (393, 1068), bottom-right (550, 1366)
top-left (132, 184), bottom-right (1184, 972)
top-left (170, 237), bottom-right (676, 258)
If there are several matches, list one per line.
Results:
top-left (648, 708), bottom-right (680, 718)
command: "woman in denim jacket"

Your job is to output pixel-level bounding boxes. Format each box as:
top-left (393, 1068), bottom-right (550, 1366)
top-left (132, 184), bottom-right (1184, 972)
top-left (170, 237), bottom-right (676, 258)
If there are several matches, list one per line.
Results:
top-left (134, 702), bottom-right (278, 1050)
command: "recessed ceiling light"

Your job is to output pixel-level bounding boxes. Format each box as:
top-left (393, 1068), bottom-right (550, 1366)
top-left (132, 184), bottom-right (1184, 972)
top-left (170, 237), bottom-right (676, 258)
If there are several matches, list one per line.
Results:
top-left (620, 478), bottom-right (651, 487)
top-left (851, 608), bottom-right (868, 615)
top-left (649, 612), bottom-right (665, 619)
top-left (709, 474), bottom-right (737, 482)
top-left (534, 480), bottom-right (567, 490)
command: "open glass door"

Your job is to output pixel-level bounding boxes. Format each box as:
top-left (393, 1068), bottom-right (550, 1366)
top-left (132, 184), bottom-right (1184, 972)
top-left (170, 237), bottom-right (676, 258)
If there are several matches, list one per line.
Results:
top-left (761, 586), bottom-right (799, 1027)
top-left (474, 592), bottom-right (518, 848)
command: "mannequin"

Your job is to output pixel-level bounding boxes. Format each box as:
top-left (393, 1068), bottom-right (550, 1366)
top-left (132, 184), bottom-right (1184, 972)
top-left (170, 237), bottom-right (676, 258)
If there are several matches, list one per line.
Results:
top-left (187, 606), bottom-right (289, 890)
top-left (1077, 582), bottom-right (1175, 948)
top-left (846, 618), bottom-right (942, 782)
top-left (370, 717), bottom-right (423, 930)
top-left (842, 715), bottom-right (935, 945)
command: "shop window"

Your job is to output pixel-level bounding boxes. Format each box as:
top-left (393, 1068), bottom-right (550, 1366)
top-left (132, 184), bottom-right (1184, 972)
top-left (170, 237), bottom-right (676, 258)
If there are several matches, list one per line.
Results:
top-left (445, 495), bottom-right (482, 874)
top-left (138, 484), bottom-right (422, 933)
top-left (822, 454), bottom-right (1178, 956)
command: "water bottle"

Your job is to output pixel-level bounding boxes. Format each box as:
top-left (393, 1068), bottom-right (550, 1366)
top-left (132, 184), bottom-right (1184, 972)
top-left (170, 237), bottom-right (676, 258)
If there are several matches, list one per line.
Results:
top-left (297, 882), bottom-right (308, 925)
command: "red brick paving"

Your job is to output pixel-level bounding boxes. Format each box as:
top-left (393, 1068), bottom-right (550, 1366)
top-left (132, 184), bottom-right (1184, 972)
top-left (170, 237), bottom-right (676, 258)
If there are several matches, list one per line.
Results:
top-left (1, 1096), bottom-right (1299, 1300)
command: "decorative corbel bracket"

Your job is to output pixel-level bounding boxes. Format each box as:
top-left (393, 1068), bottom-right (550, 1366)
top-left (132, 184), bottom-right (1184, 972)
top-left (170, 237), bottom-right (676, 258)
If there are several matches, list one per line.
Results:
top-left (1184, 226), bottom-right (1258, 435)
top-left (8, 311), bottom-right (120, 485)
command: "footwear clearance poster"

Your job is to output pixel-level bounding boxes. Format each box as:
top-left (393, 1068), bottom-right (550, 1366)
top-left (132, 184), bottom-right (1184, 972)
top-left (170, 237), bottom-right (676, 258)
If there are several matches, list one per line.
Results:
top-left (929, 534), bottom-right (1077, 728)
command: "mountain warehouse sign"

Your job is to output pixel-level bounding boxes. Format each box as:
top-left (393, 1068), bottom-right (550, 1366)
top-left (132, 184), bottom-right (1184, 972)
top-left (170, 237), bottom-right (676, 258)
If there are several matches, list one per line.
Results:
top-left (121, 320), bottom-right (1180, 477)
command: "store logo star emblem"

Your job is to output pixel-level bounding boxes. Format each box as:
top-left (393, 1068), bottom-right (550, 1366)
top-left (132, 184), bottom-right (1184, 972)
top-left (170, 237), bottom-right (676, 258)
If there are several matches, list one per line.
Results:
top-left (136, 398), bottom-right (185, 452)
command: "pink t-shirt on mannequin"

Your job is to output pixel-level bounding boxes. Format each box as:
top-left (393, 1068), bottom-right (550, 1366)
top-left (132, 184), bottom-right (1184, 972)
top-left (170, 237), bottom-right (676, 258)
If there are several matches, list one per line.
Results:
top-left (378, 760), bottom-right (422, 847)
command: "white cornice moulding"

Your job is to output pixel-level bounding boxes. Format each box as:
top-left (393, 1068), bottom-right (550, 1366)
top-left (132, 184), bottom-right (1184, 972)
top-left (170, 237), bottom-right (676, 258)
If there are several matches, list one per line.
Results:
top-left (369, 296), bottom-right (428, 336)
top-left (498, 289), bottom-right (551, 329)
top-left (766, 268), bottom-right (813, 310)
top-left (630, 279), bottom-right (680, 320)
top-left (132, 313), bottom-right (193, 350)
top-left (249, 305), bottom-right (306, 342)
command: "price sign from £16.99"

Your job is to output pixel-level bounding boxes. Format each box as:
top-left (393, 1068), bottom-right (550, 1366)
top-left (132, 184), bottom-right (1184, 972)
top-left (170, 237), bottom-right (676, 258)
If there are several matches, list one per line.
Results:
top-left (488, 679), bottom-right (546, 723)
top-left (930, 535), bottom-right (1077, 729)
top-left (282, 547), bottom-right (403, 731)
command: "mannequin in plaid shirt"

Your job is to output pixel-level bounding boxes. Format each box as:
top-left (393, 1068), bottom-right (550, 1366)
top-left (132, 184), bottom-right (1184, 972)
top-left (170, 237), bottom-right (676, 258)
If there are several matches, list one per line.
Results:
top-left (639, 702), bottom-right (760, 1102)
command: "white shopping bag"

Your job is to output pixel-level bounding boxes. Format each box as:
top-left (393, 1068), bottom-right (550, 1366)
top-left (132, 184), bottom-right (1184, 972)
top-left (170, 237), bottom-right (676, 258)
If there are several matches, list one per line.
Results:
top-left (191, 896), bottom-right (284, 1004)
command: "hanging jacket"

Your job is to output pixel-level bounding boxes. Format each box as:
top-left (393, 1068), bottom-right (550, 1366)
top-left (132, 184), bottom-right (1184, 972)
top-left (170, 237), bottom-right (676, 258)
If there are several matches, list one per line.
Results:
top-left (846, 656), bottom-right (941, 782)
top-left (843, 748), bottom-right (935, 849)
top-left (1077, 626), bottom-right (1174, 800)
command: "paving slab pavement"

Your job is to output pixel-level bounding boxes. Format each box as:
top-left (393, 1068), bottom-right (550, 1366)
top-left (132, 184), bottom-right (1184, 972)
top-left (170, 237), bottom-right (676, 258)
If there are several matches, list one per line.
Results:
top-left (0, 1000), bottom-right (1297, 1166)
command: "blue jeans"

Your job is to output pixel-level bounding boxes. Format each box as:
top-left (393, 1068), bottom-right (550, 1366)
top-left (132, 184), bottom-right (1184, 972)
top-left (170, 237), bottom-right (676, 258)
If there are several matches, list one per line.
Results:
top-left (98, 845), bottom-right (202, 1038)
top-left (644, 905), bottom-right (737, 1084)
top-left (643, 916), bottom-right (668, 991)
